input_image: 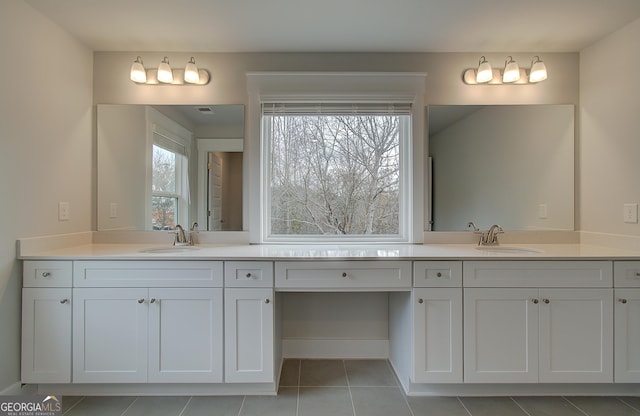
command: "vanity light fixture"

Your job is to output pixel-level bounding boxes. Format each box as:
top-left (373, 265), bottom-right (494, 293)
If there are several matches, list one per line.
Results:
top-left (157, 57), bottom-right (173, 83)
top-left (129, 56), bottom-right (211, 85)
top-left (529, 56), bottom-right (548, 83)
top-left (502, 56), bottom-right (521, 83)
top-left (463, 55), bottom-right (548, 85)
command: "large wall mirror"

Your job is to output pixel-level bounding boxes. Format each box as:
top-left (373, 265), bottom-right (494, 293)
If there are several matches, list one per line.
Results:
top-left (97, 104), bottom-right (244, 231)
top-left (428, 104), bottom-right (574, 232)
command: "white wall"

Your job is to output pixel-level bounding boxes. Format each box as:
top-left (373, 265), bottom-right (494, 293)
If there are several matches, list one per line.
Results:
top-left (580, 17), bottom-right (640, 237)
top-left (0, 0), bottom-right (93, 392)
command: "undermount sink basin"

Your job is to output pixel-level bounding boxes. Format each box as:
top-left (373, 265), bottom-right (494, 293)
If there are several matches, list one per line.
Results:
top-left (475, 246), bottom-right (543, 254)
top-left (139, 246), bottom-right (200, 253)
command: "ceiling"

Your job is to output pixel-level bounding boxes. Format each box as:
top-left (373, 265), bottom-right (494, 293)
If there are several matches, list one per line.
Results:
top-left (25, 0), bottom-right (640, 53)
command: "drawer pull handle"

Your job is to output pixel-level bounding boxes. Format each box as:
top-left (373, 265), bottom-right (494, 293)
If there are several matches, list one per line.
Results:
top-left (265, 298), bottom-right (270, 304)
top-left (418, 299), bottom-right (424, 304)
top-left (532, 298), bottom-right (539, 304)
top-left (436, 272), bottom-right (443, 278)
top-left (150, 298), bottom-right (158, 304)
top-left (246, 273), bottom-right (252, 279)
top-left (60, 299), bottom-right (69, 304)
top-left (137, 298), bottom-right (145, 304)
top-left (619, 298), bottom-right (628, 304)
top-left (342, 272), bottom-right (348, 278)
top-left (41, 272), bottom-right (51, 278)
top-left (542, 299), bottom-right (550, 304)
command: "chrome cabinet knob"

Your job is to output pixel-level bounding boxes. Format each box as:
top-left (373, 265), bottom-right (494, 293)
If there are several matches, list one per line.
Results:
top-left (137, 298), bottom-right (145, 304)
top-left (265, 298), bottom-right (270, 304)
top-left (42, 272), bottom-right (51, 277)
top-left (342, 272), bottom-right (348, 278)
top-left (60, 299), bottom-right (69, 304)
top-left (150, 298), bottom-right (158, 303)
top-left (246, 273), bottom-right (252, 279)
top-left (532, 298), bottom-right (539, 304)
top-left (542, 299), bottom-right (550, 304)
top-left (418, 299), bottom-right (424, 304)
top-left (436, 272), bottom-right (443, 278)
top-left (619, 298), bottom-right (628, 304)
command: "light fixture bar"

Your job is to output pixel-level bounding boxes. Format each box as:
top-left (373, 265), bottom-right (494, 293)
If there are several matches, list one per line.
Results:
top-left (463, 55), bottom-right (548, 85)
top-left (129, 56), bottom-right (211, 85)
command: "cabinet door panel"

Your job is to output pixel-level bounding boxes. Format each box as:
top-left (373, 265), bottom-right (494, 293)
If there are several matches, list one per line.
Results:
top-left (615, 288), bottom-right (640, 382)
top-left (73, 288), bottom-right (148, 383)
top-left (225, 288), bottom-right (274, 383)
top-left (21, 288), bottom-right (72, 383)
top-left (413, 288), bottom-right (462, 383)
top-left (464, 288), bottom-right (538, 383)
top-left (538, 288), bottom-right (613, 383)
top-left (148, 288), bottom-right (223, 382)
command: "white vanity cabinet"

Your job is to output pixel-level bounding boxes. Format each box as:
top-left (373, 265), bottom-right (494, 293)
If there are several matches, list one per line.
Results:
top-left (72, 261), bottom-right (223, 383)
top-left (224, 262), bottom-right (275, 383)
top-left (22, 261), bottom-right (73, 383)
top-left (613, 261), bottom-right (640, 382)
top-left (463, 261), bottom-right (613, 383)
top-left (412, 261), bottom-right (463, 383)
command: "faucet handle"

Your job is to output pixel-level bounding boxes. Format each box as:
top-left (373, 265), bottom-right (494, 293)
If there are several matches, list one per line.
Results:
top-left (467, 222), bottom-right (480, 232)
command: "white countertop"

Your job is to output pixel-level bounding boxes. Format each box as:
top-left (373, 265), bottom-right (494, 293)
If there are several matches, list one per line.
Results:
top-left (16, 242), bottom-right (640, 261)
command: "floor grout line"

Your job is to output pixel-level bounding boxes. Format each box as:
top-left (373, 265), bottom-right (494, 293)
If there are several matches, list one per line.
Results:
top-left (120, 396), bottom-right (139, 416)
top-left (511, 396), bottom-right (534, 416)
top-left (236, 395), bottom-right (246, 416)
top-left (62, 396), bottom-right (84, 415)
top-left (343, 360), bottom-right (357, 416)
top-left (562, 397), bottom-right (590, 416)
top-left (457, 397), bottom-right (474, 416)
top-left (296, 359), bottom-right (302, 416)
top-left (176, 396), bottom-right (192, 416)
top-left (618, 397), bottom-right (640, 412)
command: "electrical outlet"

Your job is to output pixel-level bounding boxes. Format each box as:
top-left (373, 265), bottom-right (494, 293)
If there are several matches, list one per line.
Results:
top-left (624, 203), bottom-right (638, 224)
top-left (109, 202), bottom-right (118, 219)
top-left (58, 202), bottom-right (70, 221)
top-left (538, 203), bottom-right (548, 219)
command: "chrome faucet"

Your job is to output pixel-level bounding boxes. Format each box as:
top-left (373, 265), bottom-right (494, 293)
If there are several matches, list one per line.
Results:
top-left (188, 222), bottom-right (199, 246)
top-left (173, 224), bottom-right (188, 245)
top-left (482, 224), bottom-right (504, 246)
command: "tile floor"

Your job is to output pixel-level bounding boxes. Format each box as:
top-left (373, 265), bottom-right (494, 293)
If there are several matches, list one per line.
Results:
top-left (57, 359), bottom-right (640, 416)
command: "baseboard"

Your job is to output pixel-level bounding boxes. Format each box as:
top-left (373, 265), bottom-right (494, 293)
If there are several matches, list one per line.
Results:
top-left (282, 339), bottom-right (389, 359)
top-left (0, 382), bottom-right (36, 396)
top-left (406, 382), bottom-right (640, 397)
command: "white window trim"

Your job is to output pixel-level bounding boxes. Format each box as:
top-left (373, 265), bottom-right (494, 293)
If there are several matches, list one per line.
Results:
top-left (247, 72), bottom-right (426, 244)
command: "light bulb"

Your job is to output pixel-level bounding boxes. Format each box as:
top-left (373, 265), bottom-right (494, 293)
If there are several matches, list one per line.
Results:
top-left (130, 56), bottom-right (147, 83)
top-left (157, 57), bottom-right (173, 83)
top-left (184, 57), bottom-right (200, 84)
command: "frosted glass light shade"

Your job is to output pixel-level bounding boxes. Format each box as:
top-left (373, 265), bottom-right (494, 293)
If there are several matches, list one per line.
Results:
top-left (529, 57), bottom-right (548, 83)
top-left (476, 56), bottom-right (493, 83)
top-left (184, 57), bottom-right (200, 84)
top-left (157, 57), bottom-right (173, 83)
top-left (130, 57), bottom-right (147, 83)
top-left (502, 56), bottom-right (521, 83)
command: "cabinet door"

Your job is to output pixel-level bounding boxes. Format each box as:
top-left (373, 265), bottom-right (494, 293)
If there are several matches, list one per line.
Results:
top-left (148, 288), bottom-right (223, 383)
top-left (73, 288), bottom-right (148, 383)
top-left (21, 288), bottom-right (72, 383)
top-left (464, 288), bottom-right (539, 383)
top-left (614, 288), bottom-right (640, 382)
top-left (538, 288), bottom-right (613, 383)
top-left (224, 288), bottom-right (274, 383)
top-left (413, 288), bottom-right (462, 383)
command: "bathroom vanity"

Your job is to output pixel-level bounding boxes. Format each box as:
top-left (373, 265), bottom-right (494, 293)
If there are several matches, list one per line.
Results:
top-left (18, 241), bottom-right (640, 396)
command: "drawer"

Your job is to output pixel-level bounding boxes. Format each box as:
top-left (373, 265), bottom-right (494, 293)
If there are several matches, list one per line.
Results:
top-left (463, 261), bottom-right (613, 288)
top-left (413, 261), bottom-right (462, 287)
top-left (73, 261), bottom-right (223, 287)
top-left (224, 261), bottom-right (274, 287)
top-left (275, 261), bottom-right (411, 291)
top-left (614, 261), bottom-right (640, 287)
top-left (23, 261), bottom-right (72, 287)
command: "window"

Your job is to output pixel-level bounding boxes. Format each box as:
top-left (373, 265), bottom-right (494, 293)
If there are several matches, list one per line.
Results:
top-left (151, 131), bottom-right (189, 230)
top-left (262, 103), bottom-right (412, 242)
